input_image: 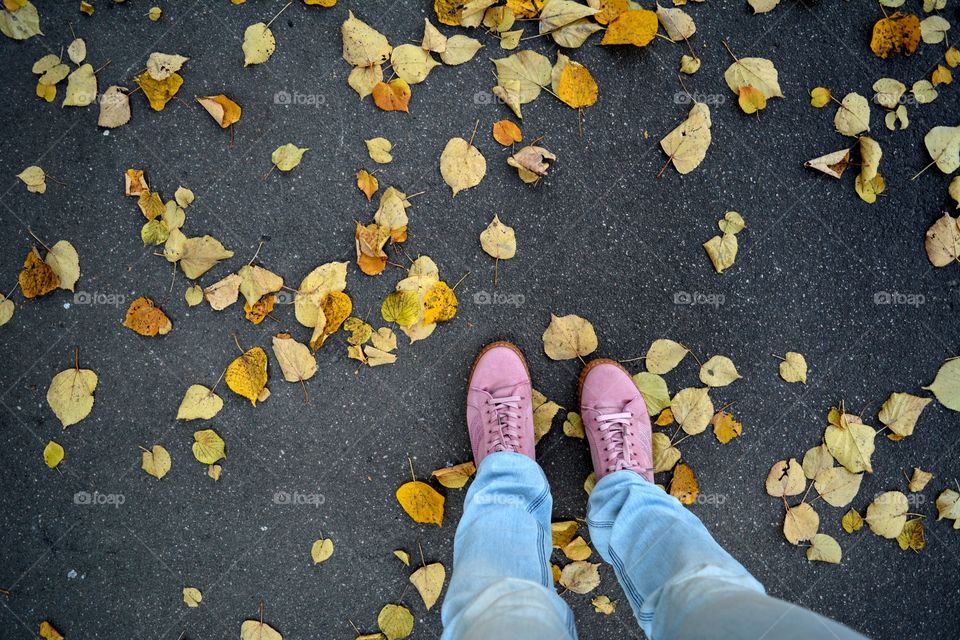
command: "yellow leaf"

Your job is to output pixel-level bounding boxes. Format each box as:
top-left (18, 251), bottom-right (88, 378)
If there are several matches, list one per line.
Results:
top-left (391, 43), bottom-right (440, 84)
top-left (669, 462), bottom-right (699, 505)
top-left (779, 351), bottom-right (807, 383)
top-left (377, 604), bottom-right (413, 640)
top-left (542, 313), bottom-right (598, 360)
top-left (17, 165), bottom-right (45, 193)
top-left (356, 169), bottom-right (379, 201)
top-left (841, 508), bottom-right (863, 533)
top-left (272, 144), bottom-right (308, 171)
top-left (315, 291), bottom-right (352, 348)
top-left (410, 563), bottom-right (445, 609)
top-left (703, 233), bottom-right (738, 273)
top-left (810, 86), bottom-right (831, 107)
top-left (592, 594), bottom-right (617, 614)
top-left (192, 429), bottom-right (225, 464)
top-left (341, 10), bottom-right (392, 67)
top-left (177, 384), bottom-right (223, 420)
top-left (737, 84), bottom-right (766, 114)
top-left (600, 9), bottom-right (657, 46)
top-left (553, 54), bottom-right (598, 108)
top-left (783, 502), bottom-right (819, 544)
top-left (365, 137), bottom-right (393, 163)
top-left (47, 367), bottom-right (97, 427)
top-left (123, 296), bottom-right (173, 336)
top-left (197, 94), bottom-right (242, 128)
top-left (39, 621), bottom-right (64, 640)
top-left (660, 102), bottom-right (712, 174)
top-left (136, 71), bottom-right (183, 111)
top-left (244, 293), bottom-right (276, 325)
top-left (226, 347), bottom-right (269, 405)
top-left (272, 333), bottom-right (317, 382)
top-left (242, 22), bottom-right (276, 66)
top-left (240, 619), bottom-right (282, 640)
top-left (183, 587), bottom-right (202, 608)
top-left (311, 538), bottom-right (334, 564)
top-left (422, 281), bottom-right (458, 323)
top-left (431, 461), bottom-right (476, 488)
top-left (559, 561), bottom-right (601, 594)
top-left (870, 11), bottom-right (921, 59)
top-left (381, 290), bottom-right (421, 327)
top-left (563, 535), bottom-right (592, 561)
top-left (43, 440), bottom-right (64, 468)
top-left (551, 520), bottom-right (579, 547)
top-left (439, 137), bottom-right (486, 195)
top-left (396, 480), bottom-right (444, 526)
top-left (394, 549), bottom-right (410, 565)
top-left (141, 444), bottom-right (172, 479)
top-left (655, 407), bottom-right (674, 426)
top-left (711, 411), bottom-right (742, 444)
top-left (897, 518), bottom-right (925, 551)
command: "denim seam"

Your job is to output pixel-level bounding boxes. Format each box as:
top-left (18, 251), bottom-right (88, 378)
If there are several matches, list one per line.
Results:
top-left (610, 547), bottom-right (648, 617)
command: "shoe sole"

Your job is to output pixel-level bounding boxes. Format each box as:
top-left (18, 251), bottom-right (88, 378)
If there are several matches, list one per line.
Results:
top-left (577, 357), bottom-right (631, 406)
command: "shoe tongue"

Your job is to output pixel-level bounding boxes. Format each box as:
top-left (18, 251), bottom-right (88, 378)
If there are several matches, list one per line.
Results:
top-left (489, 381), bottom-right (525, 400)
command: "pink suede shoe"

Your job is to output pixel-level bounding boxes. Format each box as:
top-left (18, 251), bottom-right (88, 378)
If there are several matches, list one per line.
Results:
top-left (466, 341), bottom-right (536, 465)
top-left (579, 359), bottom-right (654, 482)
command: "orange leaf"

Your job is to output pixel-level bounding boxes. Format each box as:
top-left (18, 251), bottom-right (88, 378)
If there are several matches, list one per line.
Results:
top-left (492, 119), bottom-right (522, 146)
top-left (669, 463), bottom-right (699, 505)
top-left (737, 85), bottom-right (766, 114)
top-left (243, 292), bottom-right (276, 325)
top-left (372, 79), bottom-right (411, 112)
top-left (19, 248), bottom-right (59, 299)
top-left (870, 12), bottom-right (920, 59)
top-left (123, 296), bottom-right (173, 336)
top-left (197, 94), bottom-right (242, 128)
top-left (356, 169), bottom-right (379, 201)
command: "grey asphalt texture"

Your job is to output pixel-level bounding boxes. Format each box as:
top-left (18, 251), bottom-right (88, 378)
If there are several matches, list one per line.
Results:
top-left (2, 0), bottom-right (960, 639)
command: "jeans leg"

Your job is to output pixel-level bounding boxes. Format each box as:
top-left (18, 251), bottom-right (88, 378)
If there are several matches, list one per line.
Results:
top-left (587, 470), bottom-right (868, 640)
top-left (441, 452), bottom-right (577, 640)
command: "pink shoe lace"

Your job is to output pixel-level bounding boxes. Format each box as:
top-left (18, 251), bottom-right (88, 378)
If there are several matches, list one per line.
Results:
top-left (484, 395), bottom-right (524, 454)
top-left (597, 411), bottom-right (636, 474)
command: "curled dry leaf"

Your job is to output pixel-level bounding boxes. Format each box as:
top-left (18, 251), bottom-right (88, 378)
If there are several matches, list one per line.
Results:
top-left (907, 467), bottom-right (933, 492)
top-left (508, 145), bottom-right (556, 183)
top-left (431, 461), bottom-right (476, 488)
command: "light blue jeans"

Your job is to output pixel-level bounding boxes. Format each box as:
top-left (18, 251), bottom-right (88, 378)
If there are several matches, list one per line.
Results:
top-left (442, 452), bottom-right (867, 640)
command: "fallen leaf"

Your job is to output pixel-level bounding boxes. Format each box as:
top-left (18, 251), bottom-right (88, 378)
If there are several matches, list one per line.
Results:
top-left (660, 102), bottom-right (712, 174)
top-left (480, 215), bottom-right (516, 259)
top-left (814, 467), bottom-right (862, 507)
top-left (766, 458), bottom-right (805, 497)
top-left (183, 587), bottom-right (202, 608)
top-left (507, 145), bottom-right (556, 183)
top-left (197, 94), bottom-right (242, 128)
top-left (124, 296), bottom-right (172, 336)
top-left (559, 561), bottom-right (601, 593)
top-left (646, 339), bottom-right (688, 374)
top-left (440, 137), bottom-right (486, 195)
top-left (240, 619), bottom-right (282, 640)
top-left (712, 411), bottom-right (742, 444)
top-left (356, 169), bottom-right (379, 201)
top-left (532, 389), bottom-right (562, 442)
top-left (136, 71), bottom-right (183, 111)
top-left (897, 518), bottom-right (925, 551)
top-left (908, 467), bottom-right (933, 492)
top-left (923, 357), bottom-right (960, 410)
top-left (801, 444), bottom-right (833, 480)
top-left (0, 293), bottom-right (13, 327)
top-left (866, 491), bottom-right (908, 538)
top-left (272, 333), bottom-right (317, 383)
top-left (542, 313), bottom-right (598, 360)
top-left (723, 57), bottom-right (783, 101)
top-left (43, 440), bottom-right (64, 468)
top-left (563, 536), bottom-right (592, 561)
top-left (920, 15), bottom-right (950, 43)
top-left (600, 9), bottom-right (657, 46)
top-left (272, 144), bottom-right (309, 171)
top-left (552, 53), bottom-right (597, 108)
top-left (652, 432), bottom-right (680, 472)
top-left (842, 508), bottom-right (863, 533)
top-left (391, 43), bottom-right (439, 84)
top-left (783, 502), bottom-right (819, 544)
top-left (377, 604), bottom-right (413, 640)
top-left (177, 385), bottom-right (223, 420)
top-left (810, 86), bottom-right (831, 107)
top-left (804, 149), bottom-right (851, 179)
top-left (935, 488), bottom-right (960, 528)
top-left (342, 11), bottom-right (392, 67)
top-left (563, 411), bottom-right (585, 438)
top-left (372, 79), bottom-right (411, 112)
top-left (44, 240), bottom-right (80, 292)
top-left (806, 533), bottom-right (841, 564)
top-left (98, 85), bottom-right (131, 128)
top-left (410, 563), bottom-right (445, 609)
top-left (226, 347), bottom-right (269, 405)
top-left (878, 392), bottom-right (931, 438)
top-left (870, 11), bottom-right (921, 58)
top-left (19, 247), bottom-right (59, 298)
top-left (632, 371), bottom-right (670, 416)
top-left (192, 429), bottom-right (225, 464)
top-left (669, 462), bottom-right (699, 504)
top-left (431, 461), bottom-right (476, 488)
top-left (311, 538), bottom-right (334, 564)
top-left (824, 412), bottom-right (876, 473)
top-left (396, 480), bottom-right (444, 526)
top-left (141, 444), bottom-right (172, 479)
top-left (366, 137), bottom-right (393, 163)
top-left (779, 351), bottom-right (808, 383)
top-left (439, 34), bottom-right (483, 65)
top-left (242, 22), bottom-right (276, 66)
top-left (63, 63), bottom-right (97, 107)
top-left (698, 355), bottom-right (740, 387)
top-left (47, 367), bottom-right (97, 427)
top-left (592, 595), bottom-right (617, 614)
top-left (38, 621), bottom-right (63, 640)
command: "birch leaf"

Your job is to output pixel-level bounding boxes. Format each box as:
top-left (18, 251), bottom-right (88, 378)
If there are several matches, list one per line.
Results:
top-left (660, 102), bottom-right (712, 174)
top-left (783, 502), bottom-right (819, 544)
top-left (878, 392), bottom-right (932, 438)
top-left (671, 387), bottom-right (713, 435)
top-left (698, 355), bottom-right (740, 387)
top-left (410, 563), bottom-right (445, 609)
top-left (242, 23), bottom-right (276, 66)
top-left (177, 385), bottom-right (223, 420)
top-left (866, 491), bottom-right (908, 538)
top-left (806, 533), bottom-right (841, 564)
top-left (923, 357), bottom-right (960, 410)
top-left (480, 215), bottom-right (516, 259)
top-left (272, 333), bottom-right (317, 383)
top-left (396, 481), bottom-right (444, 526)
top-left (47, 367), bottom-right (97, 427)
top-left (440, 137), bottom-right (486, 196)
top-left (834, 92), bottom-right (870, 136)
top-left (141, 444), bottom-right (172, 479)
top-left (542, 313), bottom-right (598, 360)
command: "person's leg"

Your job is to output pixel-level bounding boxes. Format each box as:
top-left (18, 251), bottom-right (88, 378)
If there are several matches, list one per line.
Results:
top-left (579, 359), bottom-right (867, 640)
top-left (441, 342), bottom-right (576, 640)
top-left (441, 452), bottom-right (576, 640)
